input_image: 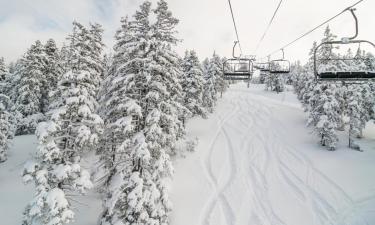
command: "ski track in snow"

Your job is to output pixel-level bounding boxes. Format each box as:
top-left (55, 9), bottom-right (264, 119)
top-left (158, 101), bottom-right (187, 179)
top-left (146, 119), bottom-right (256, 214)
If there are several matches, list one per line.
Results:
top-left (197, 87), bottom-right (375, 225)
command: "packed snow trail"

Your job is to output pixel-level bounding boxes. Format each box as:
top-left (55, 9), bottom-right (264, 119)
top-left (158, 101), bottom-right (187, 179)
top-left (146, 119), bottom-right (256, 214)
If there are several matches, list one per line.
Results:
top-left (170, 84), bottom-right (375, 225)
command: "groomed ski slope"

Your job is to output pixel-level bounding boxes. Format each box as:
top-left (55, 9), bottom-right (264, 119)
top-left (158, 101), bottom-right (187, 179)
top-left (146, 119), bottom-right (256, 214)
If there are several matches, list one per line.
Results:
top-left (170, 83), bottom-right (375, 225)
top-left (1, 83), bottom-right (375, 225)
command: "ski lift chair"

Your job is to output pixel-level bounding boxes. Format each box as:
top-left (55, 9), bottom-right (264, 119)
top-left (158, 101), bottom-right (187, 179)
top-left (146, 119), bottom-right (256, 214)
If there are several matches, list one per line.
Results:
top-left (254, 62), bottom-right (270, 72)
top-left (269, 49), bottom-right (290, 74)
top-left (223, 58), bottom-right (253, 80)
top-left (314, 8), bottom-right (375, 82)
top-left (223, 41), bottom-right (254, 81)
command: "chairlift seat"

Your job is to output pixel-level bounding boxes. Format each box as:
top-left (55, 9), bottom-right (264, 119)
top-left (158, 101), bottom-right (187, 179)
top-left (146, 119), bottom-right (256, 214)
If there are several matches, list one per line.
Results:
top-left (318, 71), bottom-right (375, 79)
top-left (269, 70), bottom-right (290, 74)
top-left (223, 58), bottom-right (253, 81)
top-left (269, 59), bottom-right (290, 74)
top-left (224, 73), bottom-right (251, 81)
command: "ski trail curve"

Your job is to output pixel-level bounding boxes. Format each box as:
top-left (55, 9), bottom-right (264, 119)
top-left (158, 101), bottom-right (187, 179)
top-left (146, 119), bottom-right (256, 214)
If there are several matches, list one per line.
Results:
top-left (193, 86), bottom-right (375, 225)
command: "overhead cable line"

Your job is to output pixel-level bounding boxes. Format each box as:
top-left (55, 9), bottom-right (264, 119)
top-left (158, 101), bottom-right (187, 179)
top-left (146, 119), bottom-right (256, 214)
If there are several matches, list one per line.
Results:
top-left (227, 0), bottom-right (243, 55)
top-left (255, 0), bottom-right (284, 54)
top-left (260, 0), bottom-right (365, 60)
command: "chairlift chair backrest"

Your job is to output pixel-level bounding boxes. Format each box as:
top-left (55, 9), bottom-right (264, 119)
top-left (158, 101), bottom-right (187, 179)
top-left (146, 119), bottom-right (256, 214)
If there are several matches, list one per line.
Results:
top-left (254, 62), bottom-right (270, 72)
top-left (223, 58), bottom-right (253, 81)
top-left (269, 60), bottom-right (290, 74)
top-left (269, 49), bottom-right (291, 74)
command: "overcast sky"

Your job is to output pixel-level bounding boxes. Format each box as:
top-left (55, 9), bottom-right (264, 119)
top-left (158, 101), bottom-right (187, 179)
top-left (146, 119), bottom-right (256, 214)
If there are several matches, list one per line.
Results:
top-left (0, 0), bottom-right (374, 63)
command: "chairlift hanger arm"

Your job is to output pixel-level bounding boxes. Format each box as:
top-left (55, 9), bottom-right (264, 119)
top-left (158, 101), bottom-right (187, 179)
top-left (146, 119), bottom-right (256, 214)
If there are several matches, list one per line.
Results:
top-left (347, 8), bottom-right (358, 40)
top-left (232, 41), bottom-right (240, 59)
top-left (260, 0), bottom-right (365, 60)
top-left (271, 49), bottom-right (285, 61)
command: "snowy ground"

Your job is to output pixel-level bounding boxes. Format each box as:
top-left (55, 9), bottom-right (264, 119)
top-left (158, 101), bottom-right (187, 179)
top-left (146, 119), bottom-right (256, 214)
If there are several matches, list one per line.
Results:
top-left (0, 135), bottom-right (102, 225)
top-left (170, 83), bottom-right (375, 225)
top-left (1, 83), bottom-right (375, 225)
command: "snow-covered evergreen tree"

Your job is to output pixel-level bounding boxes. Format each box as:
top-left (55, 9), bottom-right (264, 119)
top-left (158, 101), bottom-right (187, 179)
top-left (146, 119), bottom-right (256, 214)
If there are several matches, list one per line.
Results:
top-left (43, 39), bottom-right (63, 113)
top-left (16, 40), bottom-right (47, 135)
top-left (60, 43), bottom-right (71, 74)
top-left (0, 57), bottom-right (7, 82)
top-left (0, 57), bottom-right (9, 95)
top-left (202, 52), bottom-right (227, 112)
top-left (211, 53), bottom-right (227, 95)
top-left (181, 50), bottom-right (207, 118)
top-left (23, 21), bottom-right (104, 225)
top-left (100, 3), bottom-right (164, 225)
top-left (202, 66), bottom-right (217, 113)
top-left (0, 93), bottom-right (14, 162)
top-left (265, 72), bottom-right (284, 93)
top-left (100, 1), bottom-right (186, 224)
top-left (23, 68), bottom-right (102, 225)
top-left (99, 14), bottom-right (149, 223)
top-left (150, 0), bottom-right (187, 149)
top-left (4, 59), bottom-right (23, 104)
top-left (316, 26), bottom-right (339, 73)
top-left (22, 116), bottom-right (93, 225)
top-left (202, 58), bottom-right (210, 76)
top-left (89, 23), bottom-right (105, 80)
top-left (274, 74), bottom-right (285, 93)
top-left (308, 84), bottom-right (341, 150)
top-left (346, 85), bottom-right (364, 150)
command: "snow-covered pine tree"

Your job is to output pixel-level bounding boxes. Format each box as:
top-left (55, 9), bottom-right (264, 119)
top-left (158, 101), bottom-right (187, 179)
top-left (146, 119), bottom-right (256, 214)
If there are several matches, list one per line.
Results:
top-left (353, 46), bottom-right (368, 71)
top-left (202, 52), bottom-right (227, 112)
top-left (0, 57), bottom-right (7, 82)
top-left (364, 52), bottom-right (375, 71)
top-left (60, 43), bottom-right (71, 74)
top-left (288, 61), bottom-right (303, 85)
top-left (315, 25), bottom-right (340, 76)
top-left (308, 84), bottom-right (341, 150)
top-left (99, 4), bottom-right (160, 225)
top-left (274, 74), bottom-right (285, 93)
top-left (211, 53), bottom-right (227, 96)
top-left (23, 67), bottom-right (103, 225)
top-left (16, 40), bottom-right (47, 135)
top-left (146, 1), bottom-right (187, 220)
top-left (0, 92), bottom-right (14, 162)
top-left (265, 72), bottom-right (284, 93)
top-left (89, 23), bottom-right (105, 80)
top-left (4, 59), bottom-right (23, 104)
top-left (265, 62), bottom-right (285, 93)
top-left (152, 0), bottom-right (188, 139)
top-left (100, 2), bottom-right (188, 224)
top-left (181, 50), bottom-right (207, 118)
top-left (202, 58), bottom-right (210, 76)
top-left (0, 57), bottom-right (9, 96)
top-left (43, 39), bottom-right (63, 113)
top-left (202, 61), bottom-right (217, 113)
top-left (360, 83), bottom-right (375, 130)
top-left (52, 21), bottom-right (104, 156)
top-left (22, 110), bottom-right (94, 225)
top-left (297, 42), bottom-right (319, 111)
top-left (22, 21), bottom-right (105, 225)
top-left (346, 85), bottom-right (364, 150)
